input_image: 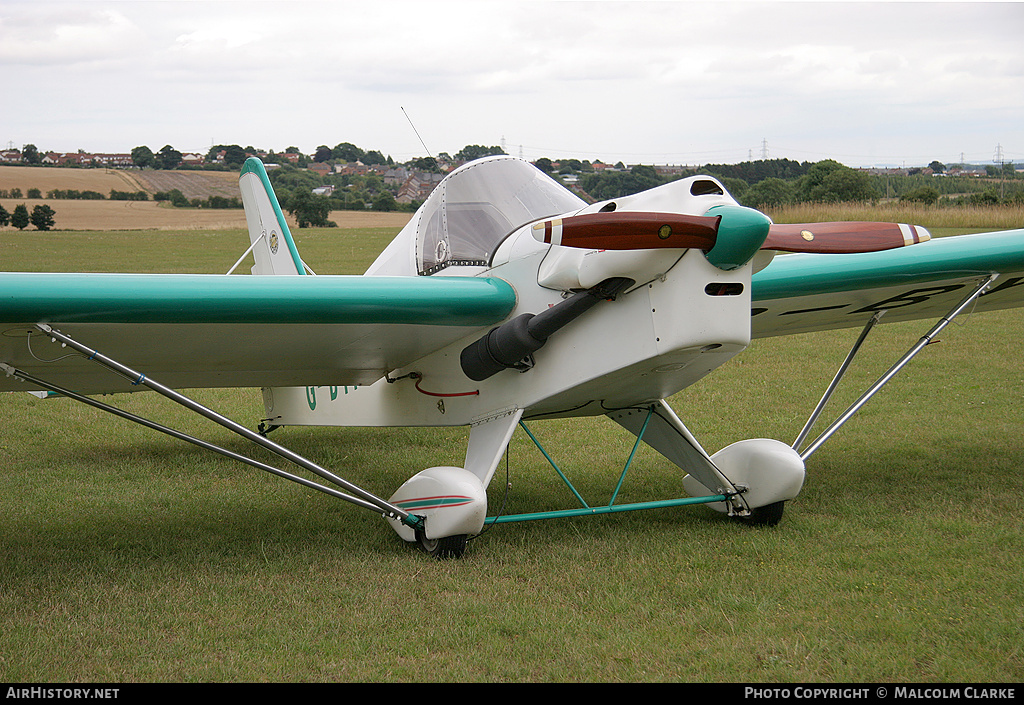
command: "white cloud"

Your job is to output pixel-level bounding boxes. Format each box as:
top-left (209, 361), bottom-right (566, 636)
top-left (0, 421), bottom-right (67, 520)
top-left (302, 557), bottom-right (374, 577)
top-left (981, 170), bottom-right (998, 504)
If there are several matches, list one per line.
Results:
top-left (0, 5), bottom-right (141, 65)
top-left (1, 0), bottom-right (1021, 166)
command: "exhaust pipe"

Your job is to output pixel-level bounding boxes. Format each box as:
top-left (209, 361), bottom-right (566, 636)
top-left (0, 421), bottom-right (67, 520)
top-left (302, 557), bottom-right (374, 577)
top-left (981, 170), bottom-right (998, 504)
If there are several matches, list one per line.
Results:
top-left (460, 277), bottom-right (633, 381)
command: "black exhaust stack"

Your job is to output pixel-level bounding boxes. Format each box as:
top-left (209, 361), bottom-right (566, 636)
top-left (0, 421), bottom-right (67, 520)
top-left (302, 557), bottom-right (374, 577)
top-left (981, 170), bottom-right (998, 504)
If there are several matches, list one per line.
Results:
top-left (460, 277), bottom-right (633, 382)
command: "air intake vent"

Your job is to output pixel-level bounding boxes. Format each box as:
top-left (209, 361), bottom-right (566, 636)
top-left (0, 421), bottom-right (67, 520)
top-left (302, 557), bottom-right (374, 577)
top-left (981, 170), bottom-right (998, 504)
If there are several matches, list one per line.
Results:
top-left (690, 180), bottom-right (724, 196)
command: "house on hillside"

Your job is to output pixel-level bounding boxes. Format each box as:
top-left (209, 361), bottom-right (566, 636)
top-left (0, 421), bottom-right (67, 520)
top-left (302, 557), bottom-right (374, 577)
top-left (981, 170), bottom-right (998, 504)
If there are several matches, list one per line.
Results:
top-left (654, 165), bottom-right (691, 176)
top-left (396, 172), bottom-right (443, 204)
top-left (39, 152), bottom-right (133, 167)
top-left (180, 153), bottom-right (205, 166)
top-left (384, 167), bottom-right (411, 186)
top-left (92, 153), bottom-right (134, 167)
top-left (336, 162), bottom-right (369, 176)
top-left (43, 152), bottom-right (91, 166)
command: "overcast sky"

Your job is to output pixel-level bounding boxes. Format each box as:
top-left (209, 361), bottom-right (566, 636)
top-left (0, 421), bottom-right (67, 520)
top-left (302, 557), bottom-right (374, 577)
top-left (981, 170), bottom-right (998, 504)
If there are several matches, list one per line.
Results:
top-left (2, 0), bottom-right (1021, 168)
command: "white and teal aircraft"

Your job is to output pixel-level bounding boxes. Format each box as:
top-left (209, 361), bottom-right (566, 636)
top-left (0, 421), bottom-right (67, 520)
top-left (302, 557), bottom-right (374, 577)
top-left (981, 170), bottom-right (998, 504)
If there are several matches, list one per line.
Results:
top-left (2, 156), bottom-right (1023, 557)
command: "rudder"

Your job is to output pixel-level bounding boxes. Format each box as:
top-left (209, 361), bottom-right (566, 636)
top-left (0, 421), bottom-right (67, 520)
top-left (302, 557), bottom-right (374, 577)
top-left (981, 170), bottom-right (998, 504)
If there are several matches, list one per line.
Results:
top-left (238, 157), bottom-right (306, 275)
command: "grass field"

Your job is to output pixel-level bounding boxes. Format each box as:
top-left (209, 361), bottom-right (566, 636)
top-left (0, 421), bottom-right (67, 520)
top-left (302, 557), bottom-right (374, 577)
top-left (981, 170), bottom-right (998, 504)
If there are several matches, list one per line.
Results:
top-left (1, 207), bottom-right (1023, 682)
top-left (767, 202), bottom-right (1024, 231)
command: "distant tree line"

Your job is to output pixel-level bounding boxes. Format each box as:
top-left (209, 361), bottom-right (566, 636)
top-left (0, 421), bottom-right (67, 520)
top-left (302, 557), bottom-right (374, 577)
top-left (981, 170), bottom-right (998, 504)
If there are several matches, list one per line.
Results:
top-left (46, 188), bottom-right (105, 200)
top-left (40, 188), bottom-right (150, 201)
top-left (127, 143), bottom-right (309, 170)
top-left (571, 158), bottom-right (1024, 208)
top-left (3, 188), bottom-right (169, 201)
top-left (153, 189), bottom-right (242, 209)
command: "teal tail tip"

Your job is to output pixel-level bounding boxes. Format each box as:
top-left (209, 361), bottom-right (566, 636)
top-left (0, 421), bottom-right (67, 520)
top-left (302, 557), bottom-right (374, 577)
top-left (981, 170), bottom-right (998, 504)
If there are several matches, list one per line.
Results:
top-left (240, 156), bottom-right (267, 178)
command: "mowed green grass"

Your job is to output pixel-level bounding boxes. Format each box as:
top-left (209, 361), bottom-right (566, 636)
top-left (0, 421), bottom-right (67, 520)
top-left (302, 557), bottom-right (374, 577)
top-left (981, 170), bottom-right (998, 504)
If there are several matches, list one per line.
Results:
top-left (1, 220), bottom-right (1023, 682)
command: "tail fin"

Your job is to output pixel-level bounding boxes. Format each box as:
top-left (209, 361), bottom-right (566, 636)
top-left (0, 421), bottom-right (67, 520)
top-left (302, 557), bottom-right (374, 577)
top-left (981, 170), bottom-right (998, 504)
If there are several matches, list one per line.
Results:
top-left (238, 157), bottom-right (306, 275)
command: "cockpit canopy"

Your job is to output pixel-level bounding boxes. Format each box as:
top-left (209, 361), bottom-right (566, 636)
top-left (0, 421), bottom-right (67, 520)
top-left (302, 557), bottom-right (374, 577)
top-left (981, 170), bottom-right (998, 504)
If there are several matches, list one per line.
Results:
top-left (415, 156), bottom-right (585, 275)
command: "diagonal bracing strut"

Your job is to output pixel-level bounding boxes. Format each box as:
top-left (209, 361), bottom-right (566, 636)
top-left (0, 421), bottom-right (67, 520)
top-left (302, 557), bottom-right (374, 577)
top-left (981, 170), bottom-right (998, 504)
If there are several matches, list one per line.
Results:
top-left (795, 274), bottom-right (998, 460)
top-left (0, 363), bottom-right (386, 513)
top-left (18, 324), bottom-right (423, 530)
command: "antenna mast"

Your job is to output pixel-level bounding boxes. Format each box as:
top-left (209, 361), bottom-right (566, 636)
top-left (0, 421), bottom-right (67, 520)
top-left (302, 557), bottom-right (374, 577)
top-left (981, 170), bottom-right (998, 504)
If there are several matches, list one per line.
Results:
top-left (401, 106), bottom-right (437, 167)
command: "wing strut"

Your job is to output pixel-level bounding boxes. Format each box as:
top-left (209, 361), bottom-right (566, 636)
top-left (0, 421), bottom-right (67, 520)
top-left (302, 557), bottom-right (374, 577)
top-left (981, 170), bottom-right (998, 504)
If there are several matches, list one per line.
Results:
top-left (795, 274), bottom-right (998, 461)
top-left (13, 324), bottom-right (425, 532)
top-left (0, 363), bottom-right (387, 513)
top-left (791, 310), bottom-right (887, 452)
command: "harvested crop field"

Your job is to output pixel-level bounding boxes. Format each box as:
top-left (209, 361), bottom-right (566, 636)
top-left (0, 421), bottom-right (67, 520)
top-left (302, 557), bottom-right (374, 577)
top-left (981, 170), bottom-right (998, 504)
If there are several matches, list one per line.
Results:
top-left (0, 165), bottom-right (238, 200)
top-left (0, 165), bottom-right (147, 195)
top-left (130, 169), bottom-right (242, 200)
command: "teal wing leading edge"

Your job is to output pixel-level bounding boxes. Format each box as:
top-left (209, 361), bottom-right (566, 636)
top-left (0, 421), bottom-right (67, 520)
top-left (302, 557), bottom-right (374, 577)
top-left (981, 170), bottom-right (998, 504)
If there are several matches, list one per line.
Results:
top-left (0, 273), bottom-right (516, 394)
top-left (751, 228), bottom-right (1024, 338)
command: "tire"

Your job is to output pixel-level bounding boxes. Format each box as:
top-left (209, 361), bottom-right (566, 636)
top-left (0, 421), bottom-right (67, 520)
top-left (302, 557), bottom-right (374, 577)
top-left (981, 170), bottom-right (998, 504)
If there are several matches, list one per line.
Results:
top-left (737, 501), bottom-right (785, 527)
top-left (417, 532), bottom-right (469, 559)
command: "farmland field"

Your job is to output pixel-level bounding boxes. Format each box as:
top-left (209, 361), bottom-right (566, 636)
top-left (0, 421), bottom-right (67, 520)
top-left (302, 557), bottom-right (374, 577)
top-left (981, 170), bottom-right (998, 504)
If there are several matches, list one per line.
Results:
top-left (0, 165), bottom-right (225, 197)
top-left (0, 165), bottom-right (411, 231)
top-left (130, 168), bottom-right (241, 200)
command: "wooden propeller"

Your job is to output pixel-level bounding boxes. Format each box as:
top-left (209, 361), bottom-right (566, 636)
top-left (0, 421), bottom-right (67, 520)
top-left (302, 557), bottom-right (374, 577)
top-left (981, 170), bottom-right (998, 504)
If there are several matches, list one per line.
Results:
top-left (531, 212), bottom-right (719, 251)
top-left (762, 222), bottom-right (931, 254)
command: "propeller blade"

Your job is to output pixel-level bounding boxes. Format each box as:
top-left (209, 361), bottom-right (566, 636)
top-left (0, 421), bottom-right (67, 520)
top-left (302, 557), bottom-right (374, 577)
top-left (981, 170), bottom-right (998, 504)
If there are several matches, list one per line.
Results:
top-left (532, 212), bottom-right (719, 251)
top-left (762, 222), bottom-right (931, 254)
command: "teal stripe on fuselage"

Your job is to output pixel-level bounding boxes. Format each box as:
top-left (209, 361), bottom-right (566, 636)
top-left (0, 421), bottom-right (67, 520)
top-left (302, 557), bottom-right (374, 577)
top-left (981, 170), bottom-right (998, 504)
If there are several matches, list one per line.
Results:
top-left (0, 273), bottom-right (516, 326)
top-left (752, 228), bottom-right (1024, 301)
top-left (240, 157), bottom-right (305, 275)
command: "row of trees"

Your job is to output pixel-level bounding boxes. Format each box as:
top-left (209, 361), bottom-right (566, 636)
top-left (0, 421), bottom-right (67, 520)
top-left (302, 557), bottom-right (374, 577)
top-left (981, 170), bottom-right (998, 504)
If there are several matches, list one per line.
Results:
top-left (40, 188), bottom-right (148, 201)
top-left (124, 141), bottom-right (509, 172)
top-left (309, 142), bottom-right (505, 170)
top-left (129, 143), bottom-right (308, 170)
top-left (575, 158), bottom-right (1024, 208)
top-left (729, 160), bottom-right (1023, 208)
top-left (0, 203), bottom-right (55, 230)
top-left (154, 189), bottom-right (242, 209)
top-left (573, 159), bottom-right (877, 206)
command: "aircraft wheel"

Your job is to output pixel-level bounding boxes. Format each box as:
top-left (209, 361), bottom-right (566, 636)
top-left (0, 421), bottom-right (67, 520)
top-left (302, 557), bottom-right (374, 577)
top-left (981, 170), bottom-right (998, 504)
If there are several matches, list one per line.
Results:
top-left (737, 501), bottom-right (785, 527)
top-left (417, 531), bottom-right (468, 559)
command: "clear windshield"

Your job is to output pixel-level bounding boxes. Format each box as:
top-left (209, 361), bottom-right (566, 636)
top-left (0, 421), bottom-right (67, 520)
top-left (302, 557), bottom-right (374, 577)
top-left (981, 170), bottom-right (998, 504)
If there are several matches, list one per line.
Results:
top-left (416, 156), bottom-right (585, 275)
